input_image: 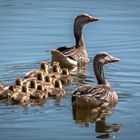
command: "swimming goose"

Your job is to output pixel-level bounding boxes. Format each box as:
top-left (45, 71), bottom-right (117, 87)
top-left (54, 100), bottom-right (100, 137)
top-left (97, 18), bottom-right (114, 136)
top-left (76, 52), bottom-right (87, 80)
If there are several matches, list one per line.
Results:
top-left (51, 13), bottom-right (99, 69)
top-left (72, 52), bottom-right (119, 108)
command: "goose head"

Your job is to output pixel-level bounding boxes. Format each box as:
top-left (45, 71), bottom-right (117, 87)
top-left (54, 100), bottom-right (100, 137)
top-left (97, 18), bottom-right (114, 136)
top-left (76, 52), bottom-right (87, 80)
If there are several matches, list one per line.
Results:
top-left (94, 52), bottom-right (120, 66)
top-left (74, 13), bottom-right (99, 29)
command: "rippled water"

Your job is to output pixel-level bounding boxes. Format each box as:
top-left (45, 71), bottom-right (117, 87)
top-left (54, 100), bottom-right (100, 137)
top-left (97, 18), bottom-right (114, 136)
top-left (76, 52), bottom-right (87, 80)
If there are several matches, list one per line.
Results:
top-left (0, 0), bottom-right (140, 139)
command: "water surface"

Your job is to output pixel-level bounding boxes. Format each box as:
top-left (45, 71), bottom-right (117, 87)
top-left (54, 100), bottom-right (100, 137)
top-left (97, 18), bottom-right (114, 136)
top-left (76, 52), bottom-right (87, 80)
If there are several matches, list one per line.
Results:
top-left (0, 0), bottom-right (140, 139)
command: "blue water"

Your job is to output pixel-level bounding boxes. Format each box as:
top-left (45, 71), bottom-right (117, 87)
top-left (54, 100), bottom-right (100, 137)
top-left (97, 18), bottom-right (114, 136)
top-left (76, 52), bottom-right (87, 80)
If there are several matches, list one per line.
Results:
top-left (0, 0), bottom-right (140, 139)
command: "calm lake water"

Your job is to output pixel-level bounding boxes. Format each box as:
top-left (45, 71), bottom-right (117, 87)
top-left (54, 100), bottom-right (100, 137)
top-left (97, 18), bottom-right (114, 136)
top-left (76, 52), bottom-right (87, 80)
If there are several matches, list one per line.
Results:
top-left (0, 0), bottom-right (140, 139)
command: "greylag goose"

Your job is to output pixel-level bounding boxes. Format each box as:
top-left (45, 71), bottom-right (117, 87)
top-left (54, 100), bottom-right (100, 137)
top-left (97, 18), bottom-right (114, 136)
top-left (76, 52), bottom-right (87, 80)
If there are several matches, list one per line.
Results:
top-left (72, 52), bottom-right (119, 108)
top-left (51, 13), bottom-right (99, 69)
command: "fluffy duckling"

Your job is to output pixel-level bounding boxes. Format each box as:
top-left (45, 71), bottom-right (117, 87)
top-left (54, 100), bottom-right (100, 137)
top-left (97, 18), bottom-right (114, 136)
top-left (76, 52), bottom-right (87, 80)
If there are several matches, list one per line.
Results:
top-left (25, 62), bottom-right (49, 78)
top-left (44, 75), bottom-right (54, 88)
top-left (11, 85), bottom-right (30, 105)
top-left (72, 52), bottom-right (119, 108)
top-left (49, 80), bottom-right (65, 97)
top-left (48, 63), bottom-right (62, 82)
top-left (60, 68), bottom-right (73, 86)
top-left (49, 63), bottom-right (61, 74)
top-left (14, 77), bottom-right (23, 92)
top-left (30, 84), bottom-right (48, 99)
top-left (51, 14), bottom-right (99, 69)
top-left (40, 75), bottom-right (54, 94)
top-left (27, 80), bottom-right (38, 96)
top-left (0, 85), bottom-right (15, 99)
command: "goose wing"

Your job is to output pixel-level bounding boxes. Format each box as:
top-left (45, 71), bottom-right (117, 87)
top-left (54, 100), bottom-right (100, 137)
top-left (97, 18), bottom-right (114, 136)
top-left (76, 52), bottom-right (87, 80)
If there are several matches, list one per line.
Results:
top-left (86, 85), bottom-right (112, 102)
top-left (72, 85), bottom-right (111, 102)
top-left (57, 46), bottom-right (87, 62)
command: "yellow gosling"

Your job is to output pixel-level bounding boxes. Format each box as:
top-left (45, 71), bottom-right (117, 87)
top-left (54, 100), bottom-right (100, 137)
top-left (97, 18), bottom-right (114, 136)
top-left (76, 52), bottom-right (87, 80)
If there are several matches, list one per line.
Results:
top-left (30, 84), bottom-right (48, 99)
top-left (60, 68), bottom-right (73, 86)
top-left (11, 85), bottom-right (30, 105)
top-left (49, 80), bottom-right (65, 98)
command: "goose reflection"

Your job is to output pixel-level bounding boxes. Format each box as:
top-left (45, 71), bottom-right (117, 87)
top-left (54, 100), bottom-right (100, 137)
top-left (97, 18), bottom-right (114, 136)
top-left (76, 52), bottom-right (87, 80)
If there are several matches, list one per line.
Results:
top-left (72, 105), bottom-right (121, 138)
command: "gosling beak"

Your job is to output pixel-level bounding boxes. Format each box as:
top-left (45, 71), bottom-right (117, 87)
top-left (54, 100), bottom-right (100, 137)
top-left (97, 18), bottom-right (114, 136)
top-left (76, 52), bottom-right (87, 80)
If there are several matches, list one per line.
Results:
top-left (89, 16), bottom-right (100, 22)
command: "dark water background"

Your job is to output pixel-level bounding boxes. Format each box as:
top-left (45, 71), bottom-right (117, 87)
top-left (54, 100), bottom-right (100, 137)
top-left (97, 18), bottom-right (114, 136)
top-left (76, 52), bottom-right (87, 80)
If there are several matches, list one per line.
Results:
top-left (0, 0), bottom-right (140, 139)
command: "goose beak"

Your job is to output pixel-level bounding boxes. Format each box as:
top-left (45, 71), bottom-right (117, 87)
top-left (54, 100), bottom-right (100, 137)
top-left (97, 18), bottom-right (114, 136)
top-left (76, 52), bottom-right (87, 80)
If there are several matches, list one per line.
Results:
top-left (89, 16), bottom-right (100, 22)
top-left (109, 56), bottom-right (120, 62)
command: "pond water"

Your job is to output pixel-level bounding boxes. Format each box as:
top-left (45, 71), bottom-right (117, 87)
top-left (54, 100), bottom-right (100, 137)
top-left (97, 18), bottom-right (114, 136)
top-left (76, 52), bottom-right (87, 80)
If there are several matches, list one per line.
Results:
top-left (0, 0), bottom-right (140, 139)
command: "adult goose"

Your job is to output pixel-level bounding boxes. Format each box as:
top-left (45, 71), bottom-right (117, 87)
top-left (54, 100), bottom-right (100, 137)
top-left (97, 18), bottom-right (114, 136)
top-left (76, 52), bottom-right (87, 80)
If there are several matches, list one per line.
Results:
top-left (72, 52), bottom-right (119, 108)
top-left (51, 13), bottom-right (99, 69)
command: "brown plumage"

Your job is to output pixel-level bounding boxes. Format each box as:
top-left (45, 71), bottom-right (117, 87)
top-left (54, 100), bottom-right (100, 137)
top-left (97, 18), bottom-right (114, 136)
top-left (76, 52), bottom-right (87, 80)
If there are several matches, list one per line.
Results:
top-left (72, 52), bottom-right (119, 108)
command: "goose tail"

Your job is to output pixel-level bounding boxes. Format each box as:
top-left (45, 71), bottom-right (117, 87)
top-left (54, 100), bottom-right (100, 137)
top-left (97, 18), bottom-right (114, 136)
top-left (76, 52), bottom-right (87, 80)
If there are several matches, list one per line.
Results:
top-left (51, 49), bottom-right (77, 68)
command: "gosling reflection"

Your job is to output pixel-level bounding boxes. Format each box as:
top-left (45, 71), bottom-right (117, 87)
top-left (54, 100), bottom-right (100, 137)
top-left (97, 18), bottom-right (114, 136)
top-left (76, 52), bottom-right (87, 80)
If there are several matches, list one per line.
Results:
top-left (72, 105), bottom-right (121, 138)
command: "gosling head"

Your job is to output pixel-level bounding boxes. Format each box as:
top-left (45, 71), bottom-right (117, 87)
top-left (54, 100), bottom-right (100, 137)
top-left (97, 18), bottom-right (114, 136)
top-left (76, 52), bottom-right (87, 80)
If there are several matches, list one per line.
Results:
top-left (45, 75), bottom-right (52, 83)
top-left (54, 80), bottom-right (63, 88)
top-left (22, 85), bottom-right (29, 93)
top-left (37, 84), bottom-right (44, 91)
top-left (0, 81), bottom-right (4, 89)
top-left (8, 84), bottom-right (15, 91)
top-left (52, 61), bottom-right (60, 67)
top-left (30, 80), bottom-right (37, 89)
top-left (15, 78), bottom-right (23, 86)
top-left (52, 64), bottom-right (61, 73)
top-left (37, 72), bottom-right (44, 81)
top-left (40, 62), bottom-right (49, 73)
top-left (62, 68), bottom-right (69, 75)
